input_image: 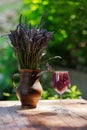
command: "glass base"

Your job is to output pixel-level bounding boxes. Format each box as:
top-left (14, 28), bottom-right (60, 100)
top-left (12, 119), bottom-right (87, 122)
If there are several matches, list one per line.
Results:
top-left (54, 105), bottom-right (69, 114)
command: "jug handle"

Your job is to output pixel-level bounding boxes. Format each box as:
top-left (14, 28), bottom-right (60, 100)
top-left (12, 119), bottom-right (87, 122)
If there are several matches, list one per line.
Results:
top-left (11, 74), bottom-right (20, 90)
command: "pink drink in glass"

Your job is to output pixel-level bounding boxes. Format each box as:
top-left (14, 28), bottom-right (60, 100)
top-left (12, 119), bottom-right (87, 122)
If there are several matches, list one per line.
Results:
top-left (52, 71), bottom-right (70, 94)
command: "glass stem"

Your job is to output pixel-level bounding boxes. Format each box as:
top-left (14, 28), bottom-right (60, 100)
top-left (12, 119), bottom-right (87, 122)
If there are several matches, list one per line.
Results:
top-left (60, 94), bottom-right (62, 106)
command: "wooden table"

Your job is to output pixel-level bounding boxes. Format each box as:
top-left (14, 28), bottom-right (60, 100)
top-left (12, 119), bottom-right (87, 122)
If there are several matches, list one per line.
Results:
top-left (0, 99), bottom-right (87, 130)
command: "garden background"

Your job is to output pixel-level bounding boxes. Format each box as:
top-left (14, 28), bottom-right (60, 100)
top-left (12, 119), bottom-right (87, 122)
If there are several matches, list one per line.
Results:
top-left (0, 0), bottom-right (87, 100)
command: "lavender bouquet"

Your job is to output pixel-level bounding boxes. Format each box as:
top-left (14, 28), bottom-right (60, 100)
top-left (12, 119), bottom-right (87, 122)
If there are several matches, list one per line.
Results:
top-left (8, 14), bottom-right (53, 69)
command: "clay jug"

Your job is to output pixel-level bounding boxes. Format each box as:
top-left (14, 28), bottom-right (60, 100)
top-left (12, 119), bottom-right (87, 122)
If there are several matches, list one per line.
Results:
top-left (11, 69), bottom-right (42, 109)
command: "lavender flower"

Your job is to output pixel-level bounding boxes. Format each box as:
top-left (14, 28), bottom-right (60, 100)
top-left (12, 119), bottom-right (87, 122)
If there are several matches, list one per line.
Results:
top-left (8, 14), bottom-right (53, 69)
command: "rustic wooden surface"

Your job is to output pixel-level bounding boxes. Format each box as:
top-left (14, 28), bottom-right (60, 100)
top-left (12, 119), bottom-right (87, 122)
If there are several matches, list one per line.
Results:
top-left (0, 99), bottom-right (87, 130)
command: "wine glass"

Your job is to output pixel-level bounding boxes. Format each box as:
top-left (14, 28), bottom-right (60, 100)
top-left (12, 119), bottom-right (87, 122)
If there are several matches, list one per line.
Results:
top-left (52, 71), bottom-right (70, 113)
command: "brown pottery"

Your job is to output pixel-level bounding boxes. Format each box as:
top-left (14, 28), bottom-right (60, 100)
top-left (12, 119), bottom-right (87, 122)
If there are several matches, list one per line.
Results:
top-left (11, 69), bottom-right (42, 109)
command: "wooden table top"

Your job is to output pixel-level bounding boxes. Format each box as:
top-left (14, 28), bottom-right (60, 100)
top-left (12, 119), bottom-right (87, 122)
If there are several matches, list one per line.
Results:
top-left (0, 99), bottom-right (87, 130)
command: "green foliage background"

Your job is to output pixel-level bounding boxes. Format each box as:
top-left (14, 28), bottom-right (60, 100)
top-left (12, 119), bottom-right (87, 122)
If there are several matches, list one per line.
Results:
top-left (22, 0), bottom-right (87, 71)
top-left (1, 0), bottom-right (87, 100)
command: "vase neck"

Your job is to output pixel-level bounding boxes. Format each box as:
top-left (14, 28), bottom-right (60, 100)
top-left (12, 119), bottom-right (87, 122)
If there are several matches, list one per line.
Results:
top-left (19, 68), bottom-right (40, 73)
top-left (19, 69), bottom-right (40, 86)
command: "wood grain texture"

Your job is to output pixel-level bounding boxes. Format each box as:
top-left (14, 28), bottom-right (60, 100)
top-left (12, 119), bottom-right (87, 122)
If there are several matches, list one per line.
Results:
top-left (0, 99), bottom-right (87, 130)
